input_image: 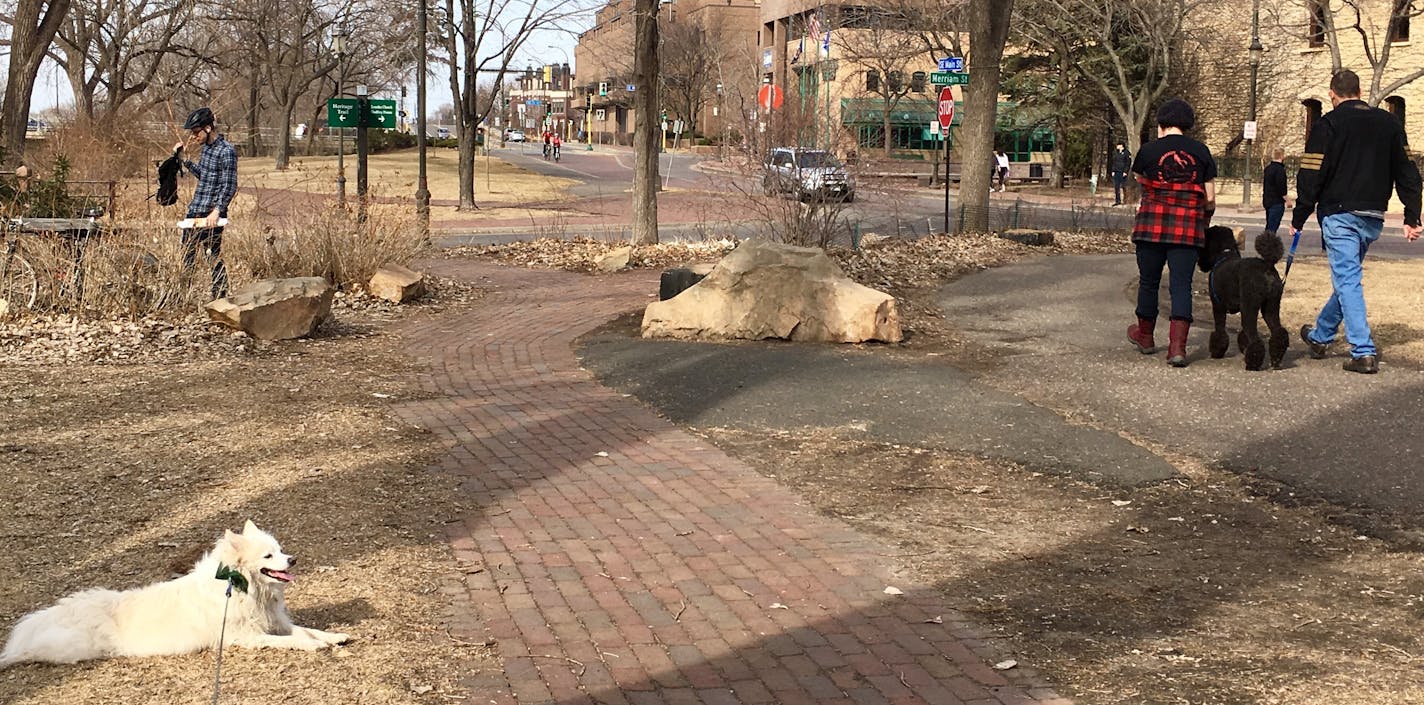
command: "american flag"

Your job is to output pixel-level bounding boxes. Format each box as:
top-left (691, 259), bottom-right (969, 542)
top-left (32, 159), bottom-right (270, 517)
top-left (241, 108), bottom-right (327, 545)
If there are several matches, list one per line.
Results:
top-left (808, 12), bottom-right (822, 50)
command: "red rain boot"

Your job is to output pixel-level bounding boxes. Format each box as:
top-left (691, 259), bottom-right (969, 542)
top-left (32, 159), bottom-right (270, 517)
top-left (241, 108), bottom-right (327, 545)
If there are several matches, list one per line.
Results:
top-left (1127, 317), bottom-right (1157, 354)
top-left (1167, 319), bottom-right (1191, 367)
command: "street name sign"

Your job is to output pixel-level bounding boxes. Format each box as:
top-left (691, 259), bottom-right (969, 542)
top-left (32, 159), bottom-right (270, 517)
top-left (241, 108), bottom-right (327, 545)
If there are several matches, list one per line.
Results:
top-left (937, 57), bottom-right (964, 72)
top-left (930, 72), bottom-right (970, 86)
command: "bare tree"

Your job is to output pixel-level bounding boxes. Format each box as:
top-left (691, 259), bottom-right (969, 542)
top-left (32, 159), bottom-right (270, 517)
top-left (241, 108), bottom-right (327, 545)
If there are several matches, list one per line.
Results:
top-left (50, 0), bottom-right (200, 123)
top-left (833, 8), bottom-right (923, 156)
top-left (1008, 1), bottom-right (1092, 187)
top-left (1025, 0), bottom-right (1202, 157)
top-left (631, 0), bottom-right (658, 244)
top-left (1277, 0), bottom-right (1424, 104)
top-left (660, 14), bottom-right (718, 138)
top-left (438, 0), bottom-right (587, 210)
top-left (0, 0), bottom-right (72, 165)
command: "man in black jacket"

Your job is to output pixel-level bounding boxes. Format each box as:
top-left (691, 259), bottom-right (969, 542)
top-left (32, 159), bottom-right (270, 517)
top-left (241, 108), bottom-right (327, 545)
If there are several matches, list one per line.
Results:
top-left (1110, 143), bottom-right (1131, 206)
top-left (1293, 70), bottom-right (1423, 374)
top-left (1262, 147), bottom-right (1288, 234)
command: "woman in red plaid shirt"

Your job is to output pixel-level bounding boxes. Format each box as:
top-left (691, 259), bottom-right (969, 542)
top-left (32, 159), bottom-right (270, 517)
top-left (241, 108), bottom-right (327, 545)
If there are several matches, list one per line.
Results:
top-left (1125, 99), bottom-right (1217, 367)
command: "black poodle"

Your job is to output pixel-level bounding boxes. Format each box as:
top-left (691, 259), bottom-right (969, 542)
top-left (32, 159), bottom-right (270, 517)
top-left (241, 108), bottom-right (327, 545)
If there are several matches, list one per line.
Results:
top-left (1198, 226), bottom-right (1290, 370)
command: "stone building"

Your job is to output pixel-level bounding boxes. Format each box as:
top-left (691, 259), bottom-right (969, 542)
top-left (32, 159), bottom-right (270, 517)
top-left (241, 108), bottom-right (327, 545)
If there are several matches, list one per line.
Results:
top-left (1188, 1), bottom-right (1421, 172)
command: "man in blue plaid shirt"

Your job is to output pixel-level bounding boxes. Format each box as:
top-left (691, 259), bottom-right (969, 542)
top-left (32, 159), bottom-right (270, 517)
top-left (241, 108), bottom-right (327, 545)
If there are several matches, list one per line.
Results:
top-left (173, 107), bottom-right (236, 298)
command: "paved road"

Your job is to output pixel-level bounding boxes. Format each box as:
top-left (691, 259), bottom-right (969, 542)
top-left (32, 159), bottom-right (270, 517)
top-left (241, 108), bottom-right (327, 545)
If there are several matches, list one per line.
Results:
top-left (935, 254), bottom-right (1424, 520)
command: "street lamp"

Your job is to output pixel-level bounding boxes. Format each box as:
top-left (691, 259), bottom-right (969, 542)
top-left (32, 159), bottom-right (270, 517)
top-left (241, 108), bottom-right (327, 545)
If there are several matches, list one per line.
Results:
top-left (716, 81), bottom-right (725, 158)
top-left (331, 27), bottom-right (348, 206)
top-left (1243, 0), bottom-right (1263, 208)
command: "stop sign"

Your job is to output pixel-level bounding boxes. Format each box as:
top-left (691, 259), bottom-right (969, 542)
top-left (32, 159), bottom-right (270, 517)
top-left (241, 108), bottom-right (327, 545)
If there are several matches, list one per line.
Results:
top-left (937, 87), bottom-right (955, 129)
top-left (758, 84), bottom-right (785, 111)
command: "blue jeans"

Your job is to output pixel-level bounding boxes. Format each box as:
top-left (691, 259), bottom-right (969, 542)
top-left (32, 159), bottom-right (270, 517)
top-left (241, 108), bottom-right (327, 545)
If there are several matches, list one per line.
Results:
top-left (1307, 213), bottom-right (1382, 357)
top-left (1264, 203), bottom-right (1285, 234)
top-left (1135, 241), bottom-right (1199, 323)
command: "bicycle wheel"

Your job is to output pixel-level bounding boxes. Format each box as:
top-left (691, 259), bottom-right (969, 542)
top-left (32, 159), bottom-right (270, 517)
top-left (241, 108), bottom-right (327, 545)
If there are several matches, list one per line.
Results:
top-left (0, 249), bottom-right (39, 318)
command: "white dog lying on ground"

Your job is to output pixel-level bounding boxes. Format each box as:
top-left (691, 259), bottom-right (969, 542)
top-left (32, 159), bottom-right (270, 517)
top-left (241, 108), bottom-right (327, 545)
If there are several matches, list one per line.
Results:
top-left (0, 520), bottom-right (348, 668)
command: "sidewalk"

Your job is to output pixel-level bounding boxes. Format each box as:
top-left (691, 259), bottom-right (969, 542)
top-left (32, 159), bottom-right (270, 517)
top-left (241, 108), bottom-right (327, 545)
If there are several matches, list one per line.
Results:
top-left (391, 259), bottom-right (1073, 705)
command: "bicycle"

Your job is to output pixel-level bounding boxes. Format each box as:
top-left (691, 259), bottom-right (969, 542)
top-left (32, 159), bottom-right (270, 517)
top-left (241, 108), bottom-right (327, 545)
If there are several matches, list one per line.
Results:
top-left (553, 143), bottom-right (562, 162)
top-left (0, 214), bottom-right (181, 319)
top-left (542, 141), bottom-right (552, 160)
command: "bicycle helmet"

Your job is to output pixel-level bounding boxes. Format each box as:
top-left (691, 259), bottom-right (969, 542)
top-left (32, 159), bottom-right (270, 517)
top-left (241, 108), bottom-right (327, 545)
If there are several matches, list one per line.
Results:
top-left (183, 107), bottom-right (215, 130)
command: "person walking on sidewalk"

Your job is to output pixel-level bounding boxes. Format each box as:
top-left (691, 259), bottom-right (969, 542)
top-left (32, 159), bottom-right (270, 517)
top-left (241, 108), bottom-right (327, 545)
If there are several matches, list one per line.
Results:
top-left (994, 150), bottom-right (1010, 192)
top-left (1294, 69), bottom-right (1422, 374)
top-left (1125, 98), bottom-right (1217, 367)
top-left (1262, 148), bottom-right (1289, 234)
top-left (1111, 142), bottom-right (1132, 206)
top-left (172, 107), bottom-right (236, 300)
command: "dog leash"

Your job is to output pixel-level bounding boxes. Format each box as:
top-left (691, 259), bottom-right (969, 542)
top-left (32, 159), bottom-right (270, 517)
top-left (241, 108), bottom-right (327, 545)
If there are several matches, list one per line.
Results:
top-left (1282, 229), bottom-right (1303, 285)
top-left (211, 565), bottom-right (248, 705)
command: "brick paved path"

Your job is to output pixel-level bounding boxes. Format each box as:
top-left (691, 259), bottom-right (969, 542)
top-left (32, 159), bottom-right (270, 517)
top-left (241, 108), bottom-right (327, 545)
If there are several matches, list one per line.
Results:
top-left (393, 259), bottom-right (1073, 705)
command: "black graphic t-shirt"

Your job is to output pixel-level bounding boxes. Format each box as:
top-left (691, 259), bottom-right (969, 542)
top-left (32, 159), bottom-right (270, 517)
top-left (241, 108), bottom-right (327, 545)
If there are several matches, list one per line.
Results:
top-left (1131, 134), bottom-right (1216, 186)
top-left (1130, 134), bottom-right (1217, 246)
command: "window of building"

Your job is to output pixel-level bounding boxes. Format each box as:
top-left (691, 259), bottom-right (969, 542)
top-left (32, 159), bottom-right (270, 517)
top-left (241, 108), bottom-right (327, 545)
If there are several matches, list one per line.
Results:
top-left (1386, 96), bottom-right (1407, 124)
top-left (1390, 1), bottom-right (1411, 42)
top-left (1302, 98), bottom-right (1323, 142)
top-left (1308, 1), bottom-right (1329, 47)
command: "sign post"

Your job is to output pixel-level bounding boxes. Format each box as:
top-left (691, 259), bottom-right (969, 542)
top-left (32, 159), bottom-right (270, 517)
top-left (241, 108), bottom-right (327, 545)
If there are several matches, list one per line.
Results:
top-left (938, 87), bottom-right (956, 235)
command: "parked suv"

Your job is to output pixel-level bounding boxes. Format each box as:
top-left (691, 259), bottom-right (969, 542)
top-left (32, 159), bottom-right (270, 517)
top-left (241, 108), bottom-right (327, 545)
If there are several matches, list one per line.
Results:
top-left (763, 147), bottom-right (855, 203)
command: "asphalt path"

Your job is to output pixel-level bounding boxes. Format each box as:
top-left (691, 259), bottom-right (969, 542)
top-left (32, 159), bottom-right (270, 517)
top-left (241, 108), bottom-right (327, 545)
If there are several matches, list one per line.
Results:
top-left (935, 254), bottom-right (1424, 519)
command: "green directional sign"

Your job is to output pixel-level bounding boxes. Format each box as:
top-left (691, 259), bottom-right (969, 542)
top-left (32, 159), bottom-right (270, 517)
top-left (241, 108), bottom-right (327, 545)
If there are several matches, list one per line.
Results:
top-left (327, 98), bottom-right (398, 129)
top-left (328, 98), bottom-right (360, 127)
top-left (930, 72), bottom-right (970, 86)
top-left (364, 99), bottom-right (397, 129)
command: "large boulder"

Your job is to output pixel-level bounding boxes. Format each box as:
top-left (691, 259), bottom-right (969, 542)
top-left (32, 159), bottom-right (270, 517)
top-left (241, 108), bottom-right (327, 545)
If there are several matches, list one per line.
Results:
top-left (368, 264), bottom-right (426, 303)
top-left (205, 277), bottom-right (334, 340)
top-left (641, 239), bottom-right (903, 343)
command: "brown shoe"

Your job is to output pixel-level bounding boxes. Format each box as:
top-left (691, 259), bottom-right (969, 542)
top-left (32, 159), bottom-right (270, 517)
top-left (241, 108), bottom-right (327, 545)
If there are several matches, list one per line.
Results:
top-left (1299, 325), bottom-right (1330, 359)
top-left (1343, 355), bottom-right (1379, 374)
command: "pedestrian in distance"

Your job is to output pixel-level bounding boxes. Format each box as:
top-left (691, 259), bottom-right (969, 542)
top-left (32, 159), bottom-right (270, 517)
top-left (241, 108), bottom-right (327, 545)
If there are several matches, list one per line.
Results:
top-left (1111, 142), bottom-right (1131, 206)
top-left (1125, 98), bottom-right (1218, 367)
top-left (172, 107), bottom-right (236, 300)
top-left (1294, 69), bottom-right (1422, 374)
top-left (994, 149), bottom-right (1010, 192)
top-left (1262, 147), bottom-right (1290, 235)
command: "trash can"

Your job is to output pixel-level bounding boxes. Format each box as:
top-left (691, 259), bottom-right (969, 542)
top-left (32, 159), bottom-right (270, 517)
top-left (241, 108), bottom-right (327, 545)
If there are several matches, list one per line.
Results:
top-left (1029, 163), bottom-right (1044, 178)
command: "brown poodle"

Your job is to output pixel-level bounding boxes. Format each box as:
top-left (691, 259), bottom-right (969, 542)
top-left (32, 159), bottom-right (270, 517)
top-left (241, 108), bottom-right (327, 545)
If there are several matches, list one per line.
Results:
top-left (1198, 226), bottom-right (1290, 370)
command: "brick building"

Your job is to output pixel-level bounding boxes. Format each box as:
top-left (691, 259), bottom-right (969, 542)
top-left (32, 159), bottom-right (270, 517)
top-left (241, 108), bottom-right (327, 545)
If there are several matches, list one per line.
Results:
top-left (573, 0), bottom-right (760, 146)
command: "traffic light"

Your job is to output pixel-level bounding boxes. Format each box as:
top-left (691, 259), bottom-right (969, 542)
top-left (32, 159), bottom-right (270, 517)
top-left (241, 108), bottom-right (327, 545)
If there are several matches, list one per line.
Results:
top-left (543, 65), bottom-right (553, 85)
top-left (911, 71), bottom-right (926, 92)
top-left (598, 82), bottom-right (608, 96)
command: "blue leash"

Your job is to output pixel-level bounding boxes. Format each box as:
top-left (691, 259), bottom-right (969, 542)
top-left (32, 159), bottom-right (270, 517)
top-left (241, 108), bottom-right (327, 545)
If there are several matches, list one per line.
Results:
top-left (1282, 229), bottom-right (1303, 285)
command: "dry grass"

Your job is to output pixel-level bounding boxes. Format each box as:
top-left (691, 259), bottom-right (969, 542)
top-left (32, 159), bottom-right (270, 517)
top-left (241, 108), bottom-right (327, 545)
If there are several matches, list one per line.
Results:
top-left (241, 148), bottom-right (578, 208)
top-left (0, 303), bottom-right (496, 704)
top-left (1279, 255), bottom-right (1424, 366)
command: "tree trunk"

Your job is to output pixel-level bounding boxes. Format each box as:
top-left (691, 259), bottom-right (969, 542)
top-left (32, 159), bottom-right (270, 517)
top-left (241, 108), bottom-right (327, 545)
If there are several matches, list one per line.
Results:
top-left (2, 0), bottom-right (72, 167)
top-left (248, 66), bottom-right (261, 157)
top-left (275, 101), bottom-right (296, 170)
top-left (631, 0), bottom-right (660, 245)
top-left (958, 0), bottom-right (1013, 230)
top-left (882, 110), bottom-right (892, 156)
top-left (457, 118), bottom-right (477, 210)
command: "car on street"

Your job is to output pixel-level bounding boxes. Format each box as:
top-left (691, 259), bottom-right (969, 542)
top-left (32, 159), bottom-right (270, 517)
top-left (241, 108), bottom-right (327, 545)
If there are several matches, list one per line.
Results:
top-left (504, 129), bottom-right (527, 142)
top-left (763, 147), bottom-right (855, 202)
top-left (436, 127), bottom-right (451, 139)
